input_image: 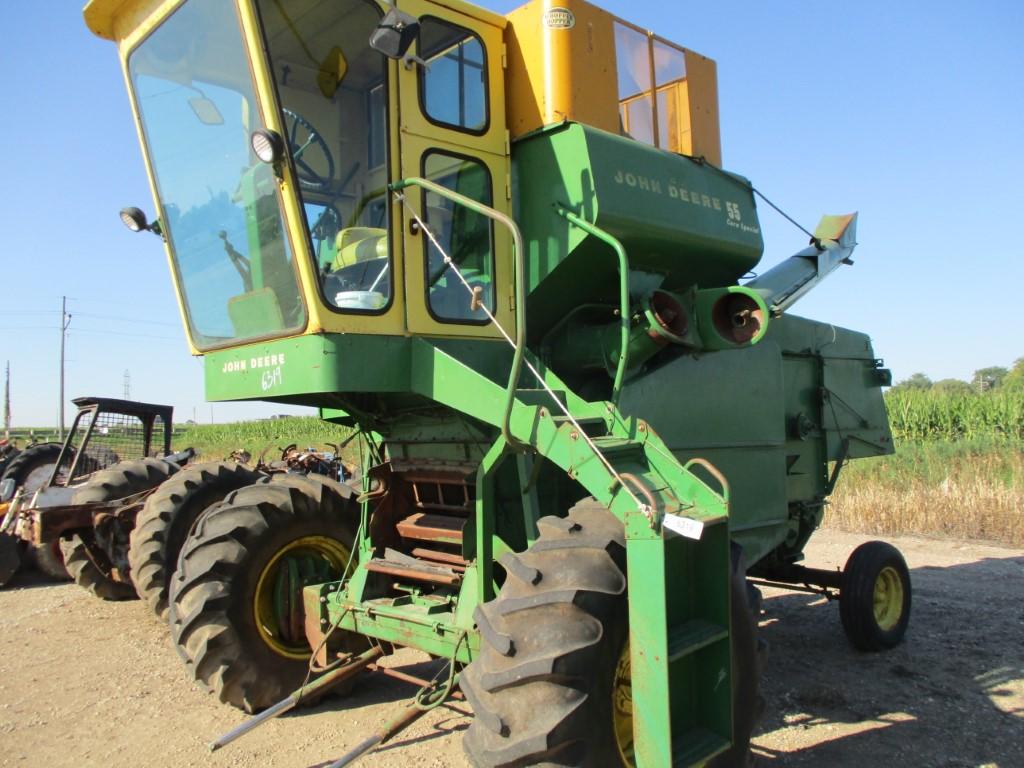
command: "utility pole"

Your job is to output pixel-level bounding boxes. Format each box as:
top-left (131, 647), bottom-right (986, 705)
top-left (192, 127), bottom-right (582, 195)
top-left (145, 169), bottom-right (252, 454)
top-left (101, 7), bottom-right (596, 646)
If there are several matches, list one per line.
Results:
top-left (59, 296), bottom-right (71, 440)
top-left (3, 362), bottom-right (10, 439)
top-left (123, 369), bottom-right (131, 400)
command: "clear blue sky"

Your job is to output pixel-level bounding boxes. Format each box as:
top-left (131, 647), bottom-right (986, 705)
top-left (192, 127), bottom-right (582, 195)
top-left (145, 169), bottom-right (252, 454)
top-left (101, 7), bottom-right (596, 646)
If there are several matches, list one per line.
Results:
top-left (1, 1), bottom-right (1021, 427)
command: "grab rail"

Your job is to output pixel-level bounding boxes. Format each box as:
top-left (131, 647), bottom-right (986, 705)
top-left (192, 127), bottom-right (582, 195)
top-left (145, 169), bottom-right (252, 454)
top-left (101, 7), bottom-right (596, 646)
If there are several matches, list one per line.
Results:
top-left (390, 177), bottom-right (527, 448)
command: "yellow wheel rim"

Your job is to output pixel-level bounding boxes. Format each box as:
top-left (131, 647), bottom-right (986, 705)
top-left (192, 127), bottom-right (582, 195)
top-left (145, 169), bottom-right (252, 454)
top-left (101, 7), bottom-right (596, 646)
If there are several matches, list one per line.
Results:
top-left (253, 535), bottom-right (350, 659)
top-left (613, 641), bottom-right (635, 766)
top-left (872, 566), bottom-right (904, 631)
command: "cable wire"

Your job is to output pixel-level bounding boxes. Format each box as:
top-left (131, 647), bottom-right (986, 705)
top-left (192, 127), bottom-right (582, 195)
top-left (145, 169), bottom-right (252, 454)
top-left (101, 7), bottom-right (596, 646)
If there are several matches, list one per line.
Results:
top-left (393, 191), bottom-right (653, 523)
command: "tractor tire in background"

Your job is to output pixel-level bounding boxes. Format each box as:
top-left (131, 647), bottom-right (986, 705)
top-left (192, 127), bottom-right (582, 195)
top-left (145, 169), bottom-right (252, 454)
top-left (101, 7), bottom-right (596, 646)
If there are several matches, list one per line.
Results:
top-left (62, 458), bottom-right (179, 601)
top-left (0, 442), bottom-right (63, 501)
top-left (29, 540), bottom-right (71, 581)
top-left (128, 461), bottom-right (264, 619)
top-left (0, 446), bottom-right (19, 478)
top-left (0, 443), bottom-right (66, 587)
top-left (461, 500), bottom-right (760, 768)
top-left (169, 474), bottom-right (361, 713)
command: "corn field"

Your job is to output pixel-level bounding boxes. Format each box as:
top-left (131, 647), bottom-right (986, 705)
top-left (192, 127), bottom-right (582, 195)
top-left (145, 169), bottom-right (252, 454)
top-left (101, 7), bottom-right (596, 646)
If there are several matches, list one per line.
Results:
top-left (177, 416), bottom-right (352, 460)
top-left (886, 388), bottom-right (1023, 442)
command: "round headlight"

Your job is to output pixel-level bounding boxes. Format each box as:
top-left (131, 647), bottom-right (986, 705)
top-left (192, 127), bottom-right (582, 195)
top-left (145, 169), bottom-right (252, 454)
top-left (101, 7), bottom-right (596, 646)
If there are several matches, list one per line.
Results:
top-left (119, 206), bottom-right (148, 232)
top-left (251, 129), bottom-right (285, 164)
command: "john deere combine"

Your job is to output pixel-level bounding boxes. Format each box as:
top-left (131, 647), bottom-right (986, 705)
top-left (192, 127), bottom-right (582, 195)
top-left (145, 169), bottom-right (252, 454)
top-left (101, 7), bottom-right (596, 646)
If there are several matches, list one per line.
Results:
top-left (85, 0), bottom-right (910, 764)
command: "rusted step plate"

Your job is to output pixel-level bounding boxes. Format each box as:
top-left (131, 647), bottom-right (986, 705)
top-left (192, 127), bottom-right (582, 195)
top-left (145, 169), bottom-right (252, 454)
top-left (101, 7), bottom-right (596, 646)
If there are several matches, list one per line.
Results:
top-left (366, 549), bottom-right (462, 587)
top-left (396, 512), bottom-right (465, 544)
top-left (411, 547), bottom-right (467, 570)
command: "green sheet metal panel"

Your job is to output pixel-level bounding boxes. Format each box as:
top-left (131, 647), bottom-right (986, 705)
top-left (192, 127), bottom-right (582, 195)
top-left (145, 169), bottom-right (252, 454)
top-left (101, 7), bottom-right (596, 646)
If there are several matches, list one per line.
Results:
top-left (767, 315), bottom-right (894, 461)
top-left (512, 122), bottom-right (763, 341)
top-left (203, 334), bottom-right (413, 402)
top-left (617, 344), bottom-right (790, 564)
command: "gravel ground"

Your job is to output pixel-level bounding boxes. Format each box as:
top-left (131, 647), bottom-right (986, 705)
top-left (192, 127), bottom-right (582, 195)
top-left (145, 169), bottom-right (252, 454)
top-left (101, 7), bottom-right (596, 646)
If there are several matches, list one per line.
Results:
top-left (0, 529), bottom-right (1020, 767)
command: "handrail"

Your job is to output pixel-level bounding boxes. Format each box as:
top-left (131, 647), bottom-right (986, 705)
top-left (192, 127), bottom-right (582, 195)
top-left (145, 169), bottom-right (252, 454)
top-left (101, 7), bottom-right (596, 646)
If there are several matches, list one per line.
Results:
top-left (390, 177), bottom-right (527, 449)
top-left (554, 207), bottom-right (631, 403)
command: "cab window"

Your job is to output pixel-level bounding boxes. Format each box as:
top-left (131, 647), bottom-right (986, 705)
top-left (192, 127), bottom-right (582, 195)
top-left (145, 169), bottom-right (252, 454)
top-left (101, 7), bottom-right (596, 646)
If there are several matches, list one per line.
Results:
top-left (128, 0), bottom-right (307, 348)
top-left (419, 18), bottom-right (488, 134)
top-left (256, 0), bottom-right (392, 313)
top-left (422, 152), bottom-right (494, 323)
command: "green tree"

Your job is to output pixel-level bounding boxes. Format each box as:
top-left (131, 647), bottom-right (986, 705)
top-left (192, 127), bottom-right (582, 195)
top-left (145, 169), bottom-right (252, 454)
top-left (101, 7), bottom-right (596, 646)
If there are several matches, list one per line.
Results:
top-left (1004, 358), bottom-right (1024, 391)
top-left (895, 372), bottom-right (932, 390)
top-left (972, 366), bottom-right (1008, 392)
top-left (932, 378), bottom-right (972, 394)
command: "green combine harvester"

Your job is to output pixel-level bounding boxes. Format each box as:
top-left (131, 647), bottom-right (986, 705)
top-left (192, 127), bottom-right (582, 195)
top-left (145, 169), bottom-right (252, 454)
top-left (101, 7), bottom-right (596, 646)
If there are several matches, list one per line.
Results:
top-left (84, 0), bottom-right (910, 764)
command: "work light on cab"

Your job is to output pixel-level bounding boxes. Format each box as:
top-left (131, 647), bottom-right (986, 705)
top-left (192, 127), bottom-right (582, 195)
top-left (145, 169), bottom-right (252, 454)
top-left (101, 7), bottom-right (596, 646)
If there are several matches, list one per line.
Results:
top-left (118, 206), bottom-right (161, 236)
top-left (250, 129), bottom-right (285, 165)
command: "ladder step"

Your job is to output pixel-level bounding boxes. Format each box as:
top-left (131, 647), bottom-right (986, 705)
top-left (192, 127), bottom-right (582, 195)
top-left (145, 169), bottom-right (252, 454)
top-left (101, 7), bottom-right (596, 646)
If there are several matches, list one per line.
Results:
top-left (551, 415), bottom-right (608, 437)
top-left (667, 619), bottom-right (728, 662)
top-left (396, 512), bottom-right (465, 544)
top-left (515, 388), bottom-right (565, 408)
top-left (366, 549), bottom-right (462, 587)
top-left (410, 547), bottom-right (467, 571)
top-left (672, 726), bottom-right (730, 767)
top-left (588, 436), bottom-right (646, 460)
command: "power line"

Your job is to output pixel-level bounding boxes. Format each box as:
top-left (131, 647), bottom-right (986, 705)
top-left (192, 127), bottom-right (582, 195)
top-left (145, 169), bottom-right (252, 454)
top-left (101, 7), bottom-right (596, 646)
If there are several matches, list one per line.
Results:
top-left (68, 328), bottom-right (180, 341)
top-left (73, 311), bottom-right (179, 327)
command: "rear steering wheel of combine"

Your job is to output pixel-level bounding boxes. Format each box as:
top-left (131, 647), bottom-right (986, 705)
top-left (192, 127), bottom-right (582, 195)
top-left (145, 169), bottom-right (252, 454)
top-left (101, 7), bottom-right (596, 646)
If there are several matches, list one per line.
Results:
top-left (61, 458), bottom-right (179, 601)
top-left (461, 500), bottom-right (761, 768)
top-left (839, 540), bottom-right (912, 651)
top-left (128, 461), bottom-right (265, 620)
top-left (168, 473), bottom-right (361, 713)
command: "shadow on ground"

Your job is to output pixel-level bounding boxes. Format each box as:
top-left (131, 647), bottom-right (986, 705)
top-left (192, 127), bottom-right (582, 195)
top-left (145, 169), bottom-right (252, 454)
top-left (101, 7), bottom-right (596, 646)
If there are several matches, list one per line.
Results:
top-left (752, 555), bottom-right (1024, 766)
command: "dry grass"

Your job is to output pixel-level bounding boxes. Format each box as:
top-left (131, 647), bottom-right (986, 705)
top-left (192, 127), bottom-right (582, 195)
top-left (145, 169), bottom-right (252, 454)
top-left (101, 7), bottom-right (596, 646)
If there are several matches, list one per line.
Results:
top-left (826, 440), bottom-right (1024, 546)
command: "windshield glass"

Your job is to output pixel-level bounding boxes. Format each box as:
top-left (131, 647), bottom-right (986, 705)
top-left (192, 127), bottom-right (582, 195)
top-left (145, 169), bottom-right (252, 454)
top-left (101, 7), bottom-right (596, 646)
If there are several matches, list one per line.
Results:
top-left (128, 0), bottom-right (307, 349)
top-left (256, 0), bottom-right (391, 313)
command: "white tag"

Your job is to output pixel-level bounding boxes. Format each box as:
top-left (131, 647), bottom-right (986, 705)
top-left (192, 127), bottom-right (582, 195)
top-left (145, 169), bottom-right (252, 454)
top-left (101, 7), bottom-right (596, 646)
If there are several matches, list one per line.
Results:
top-left (662, 512), bottom-right (704, 540)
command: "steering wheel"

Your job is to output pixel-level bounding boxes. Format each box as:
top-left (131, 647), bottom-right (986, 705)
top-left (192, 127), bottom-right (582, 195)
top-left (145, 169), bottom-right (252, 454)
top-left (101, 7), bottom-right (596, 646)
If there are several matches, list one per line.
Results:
top-left (282, 108), bottom-right (335, 191)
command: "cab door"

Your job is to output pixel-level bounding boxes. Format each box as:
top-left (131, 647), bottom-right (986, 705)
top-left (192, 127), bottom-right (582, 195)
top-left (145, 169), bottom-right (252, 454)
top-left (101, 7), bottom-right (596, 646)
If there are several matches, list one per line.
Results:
top-left (394, 0), bottom-right (514, 339)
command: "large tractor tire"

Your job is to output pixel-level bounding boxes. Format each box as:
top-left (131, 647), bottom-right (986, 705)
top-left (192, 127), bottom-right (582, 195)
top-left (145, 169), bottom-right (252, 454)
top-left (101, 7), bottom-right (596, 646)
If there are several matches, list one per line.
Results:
top-left (129, 461), bottom-right (264, 619)
top-left (62, 458), bottom-right (179, 601)
top-left (169, 474), bottom-right (360, 713)
top-left (0, 442), bottom-right (63, 501)
top-left (461, 500), bottom-right (760, 768)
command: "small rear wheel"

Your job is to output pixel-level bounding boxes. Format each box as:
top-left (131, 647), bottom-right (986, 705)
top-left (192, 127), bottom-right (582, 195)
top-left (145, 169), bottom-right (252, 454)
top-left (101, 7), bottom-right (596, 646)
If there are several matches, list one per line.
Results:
top-left (839, 540), bottom-right (911, 651)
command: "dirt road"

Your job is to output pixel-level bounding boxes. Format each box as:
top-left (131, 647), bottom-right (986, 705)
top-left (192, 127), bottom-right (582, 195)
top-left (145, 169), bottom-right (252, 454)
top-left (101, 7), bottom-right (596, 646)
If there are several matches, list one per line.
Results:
top-left (0, 529), bottom-right (1021, 767)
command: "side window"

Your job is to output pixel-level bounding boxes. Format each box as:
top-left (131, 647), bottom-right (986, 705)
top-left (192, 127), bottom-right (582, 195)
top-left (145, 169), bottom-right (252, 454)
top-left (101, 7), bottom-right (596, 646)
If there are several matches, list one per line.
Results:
top-left (422, 152), bottom-right (494, 323)
top-left (419, 18), bottom-right (488, 133)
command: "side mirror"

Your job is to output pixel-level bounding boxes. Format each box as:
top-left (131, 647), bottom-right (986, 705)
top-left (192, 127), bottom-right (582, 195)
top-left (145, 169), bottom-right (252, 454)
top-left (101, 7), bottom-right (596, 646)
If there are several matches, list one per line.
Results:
top-left (369, 8), bottom-right (420, 59)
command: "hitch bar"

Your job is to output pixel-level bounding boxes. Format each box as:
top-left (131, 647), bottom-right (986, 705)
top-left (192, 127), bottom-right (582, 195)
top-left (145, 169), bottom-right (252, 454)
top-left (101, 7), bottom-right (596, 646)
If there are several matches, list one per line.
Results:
top-left (326, 673), bottom-right (462, 768)
top-left (209, 646), bottom-right (384, 752)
